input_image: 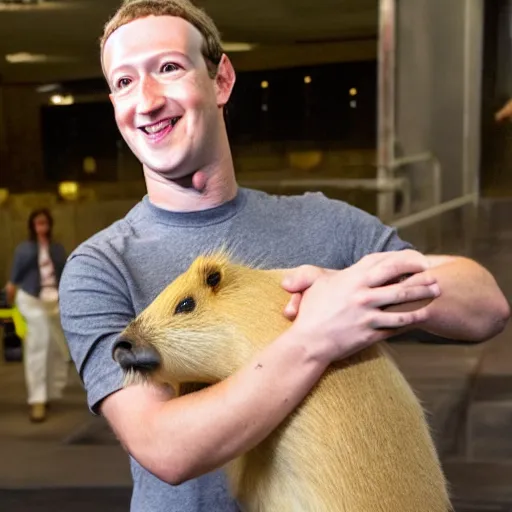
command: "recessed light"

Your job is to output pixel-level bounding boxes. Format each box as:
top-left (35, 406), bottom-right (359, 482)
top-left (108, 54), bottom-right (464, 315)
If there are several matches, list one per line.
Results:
top-left (36, 83), bottom-right (61, 93)
top-left (0, 1), bottom-right (79, 11)
top-left (50, 94), bottom-right (74, 105)
top-left (5, 52), bottom-right (49, 63)
top-left (6, 53), bottom-right (77, 64)
top-left (221, 42), bottom-right (256, 52)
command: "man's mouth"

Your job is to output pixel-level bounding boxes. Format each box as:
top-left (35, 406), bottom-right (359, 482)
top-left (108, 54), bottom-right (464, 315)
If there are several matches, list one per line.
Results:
top-left (140, 116), bottom-right (181, 135)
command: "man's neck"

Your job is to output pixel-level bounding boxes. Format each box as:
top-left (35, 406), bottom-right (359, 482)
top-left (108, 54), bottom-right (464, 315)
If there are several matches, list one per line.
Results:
top-left (144, 161), bottom-right (238, 213)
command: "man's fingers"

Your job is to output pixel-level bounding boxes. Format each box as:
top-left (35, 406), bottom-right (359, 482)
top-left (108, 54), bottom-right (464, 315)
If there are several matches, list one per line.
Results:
top-left (284, 293), bottom-right (302, 320)
top-left (370, 307), bottom-right (430, 329)
top-left (365, 251), bottom-right (430, 287)
top-left (366, 282), bottom-right (440, 308)
top-left (400, 269), bottom-right (437, 287)
top-left (281, 265), bottom-right (327, 293)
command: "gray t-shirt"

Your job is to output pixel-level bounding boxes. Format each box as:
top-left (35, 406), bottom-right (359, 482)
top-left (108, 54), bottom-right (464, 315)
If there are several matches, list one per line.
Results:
top-left (59, 188), bottom-right (411, 512)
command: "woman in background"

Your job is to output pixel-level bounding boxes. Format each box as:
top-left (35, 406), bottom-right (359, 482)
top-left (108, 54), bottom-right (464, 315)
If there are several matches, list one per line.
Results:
top-left (6, 208), bottom-right (69, 423)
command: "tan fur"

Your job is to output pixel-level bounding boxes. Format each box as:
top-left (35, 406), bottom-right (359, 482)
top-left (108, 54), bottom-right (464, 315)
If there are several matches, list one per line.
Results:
top-left (120, 252), bottom-right (452, 512)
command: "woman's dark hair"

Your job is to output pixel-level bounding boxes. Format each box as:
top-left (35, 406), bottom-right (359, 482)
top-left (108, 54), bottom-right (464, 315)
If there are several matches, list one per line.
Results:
top-left (28, 208), bottom-right (53, 241)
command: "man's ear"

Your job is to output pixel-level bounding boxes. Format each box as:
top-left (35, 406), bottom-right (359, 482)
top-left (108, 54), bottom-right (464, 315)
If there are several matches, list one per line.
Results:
top-left (214, 54), bottom-right (236, 107)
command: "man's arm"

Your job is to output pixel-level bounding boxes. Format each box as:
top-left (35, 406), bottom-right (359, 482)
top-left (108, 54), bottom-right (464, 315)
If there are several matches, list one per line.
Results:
top-left (284, 253), bottom-right (510, 344)
top-left (62, 250), bottom-right (438, 486)
top-left (101, 327), bottom-right (327, 485)
top-left (394, 255), bottom-right (510, 342)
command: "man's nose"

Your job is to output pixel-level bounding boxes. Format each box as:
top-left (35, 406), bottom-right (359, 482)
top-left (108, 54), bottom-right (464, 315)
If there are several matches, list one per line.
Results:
top-left (112, 338), bottom-right (161, 372)
top-left (136, 76), bottom-right (166, 116)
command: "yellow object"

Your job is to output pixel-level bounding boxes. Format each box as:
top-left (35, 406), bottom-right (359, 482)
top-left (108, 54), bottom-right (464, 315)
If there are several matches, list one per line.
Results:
top-left (288, 151), bottom-right (323, 171)
top-left (58, 181), bottom-right (80, 201)
top-left (83, 157), bottom-right (97, 174)
top-left (0, 188), bottom-right (9, 205)
top-left (0, 307), bottom-right (27, 340)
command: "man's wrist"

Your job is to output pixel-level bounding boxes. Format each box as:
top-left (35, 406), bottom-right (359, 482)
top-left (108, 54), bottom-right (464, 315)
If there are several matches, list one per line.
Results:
top-left (282, 323), bottom-right (333, 370)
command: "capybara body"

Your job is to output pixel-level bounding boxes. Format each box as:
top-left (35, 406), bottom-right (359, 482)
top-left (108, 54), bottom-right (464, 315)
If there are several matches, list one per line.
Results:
top-left (117, 253), bottom-right (451, 512)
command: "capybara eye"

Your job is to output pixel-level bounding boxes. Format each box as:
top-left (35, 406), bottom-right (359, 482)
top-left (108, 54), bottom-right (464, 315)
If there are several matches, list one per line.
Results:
top-left (206, 271), bottom-right (221, 288)
top-left (175, 297), bottom-right (196, 314)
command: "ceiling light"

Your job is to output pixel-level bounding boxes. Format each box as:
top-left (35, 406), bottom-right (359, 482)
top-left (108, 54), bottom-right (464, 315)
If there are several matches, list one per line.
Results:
top-left (6, 52), bottom-right (49, 63)
top-left (0, 1), bottom-right (41, 4)
top-left (50, 94), bottom-right (74, 105)
top-left (0, 1), bottom-right (77, 11)
top-left (6, 52), bottom-right (76, 64)
top-left (221, 42), bottom-right (256, 52)
top-left (36, 83), bottom-right (61, 93)
top-left (304, 76), bottom-right (312, 84)
top-left (261, 81), bottom-right (269, 89)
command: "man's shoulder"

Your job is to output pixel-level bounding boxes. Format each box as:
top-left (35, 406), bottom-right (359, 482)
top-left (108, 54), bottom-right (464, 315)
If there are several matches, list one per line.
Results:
top-left (66, 200), bottom-right (146, 266)
top-left (69, 219), bottom-right (129, 260)
top-left (66, 203), bottom-right (144, 276)
top-left (243, 187), bottom-right (368, 222)
top-left (244, 187), bottom-right (347, 210)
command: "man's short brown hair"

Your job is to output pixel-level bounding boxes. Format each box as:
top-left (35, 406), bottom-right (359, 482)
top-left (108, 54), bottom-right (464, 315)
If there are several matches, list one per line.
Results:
top-left (101, 0), bottom-right (224, 78)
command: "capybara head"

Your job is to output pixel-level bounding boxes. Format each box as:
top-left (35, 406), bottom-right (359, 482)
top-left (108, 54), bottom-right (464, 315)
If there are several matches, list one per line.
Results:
top-left (113, 253), bottom-right (292, 390)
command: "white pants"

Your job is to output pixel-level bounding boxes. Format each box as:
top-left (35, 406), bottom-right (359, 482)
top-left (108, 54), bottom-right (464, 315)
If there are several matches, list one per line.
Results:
top-left (15, 289), bottom-right (70, 405)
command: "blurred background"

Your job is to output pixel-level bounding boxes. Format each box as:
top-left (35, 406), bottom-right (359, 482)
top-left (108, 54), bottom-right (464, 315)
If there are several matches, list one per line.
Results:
top-left (1, 0), bottom-right (512, 510)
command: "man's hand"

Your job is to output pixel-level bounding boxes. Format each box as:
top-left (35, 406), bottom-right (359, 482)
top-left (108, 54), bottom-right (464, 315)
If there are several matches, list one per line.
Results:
top-left (281, 250), bottom-right (440, 363)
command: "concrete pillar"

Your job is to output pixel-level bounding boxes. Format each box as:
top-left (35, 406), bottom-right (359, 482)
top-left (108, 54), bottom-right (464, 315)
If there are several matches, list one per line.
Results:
top-left (379, 0), bottom-right (484, 221)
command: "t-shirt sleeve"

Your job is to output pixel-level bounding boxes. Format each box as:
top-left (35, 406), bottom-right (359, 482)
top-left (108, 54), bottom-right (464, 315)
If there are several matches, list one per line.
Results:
top-left (59, 251), bottom-right (135, 414)
top-left (332, 200), bottom-right (414, 267)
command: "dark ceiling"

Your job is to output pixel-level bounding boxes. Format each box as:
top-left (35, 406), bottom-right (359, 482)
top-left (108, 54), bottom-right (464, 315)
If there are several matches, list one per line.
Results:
top-left (0, 0), bottom-right (378, 84)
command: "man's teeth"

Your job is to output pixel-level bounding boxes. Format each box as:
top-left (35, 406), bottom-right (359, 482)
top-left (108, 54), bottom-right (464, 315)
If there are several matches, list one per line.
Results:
top-left (144, 117), bottom-right (180, 134)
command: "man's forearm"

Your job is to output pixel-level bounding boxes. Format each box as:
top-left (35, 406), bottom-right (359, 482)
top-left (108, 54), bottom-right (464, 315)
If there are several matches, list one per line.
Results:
top-left (389, 256), bottom-right (509, 342)
top-left (111, 325), bottom-right (326, 485)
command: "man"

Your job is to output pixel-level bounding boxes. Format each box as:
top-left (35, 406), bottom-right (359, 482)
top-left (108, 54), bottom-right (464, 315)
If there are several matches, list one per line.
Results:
top-left (59, 1), bottom-right (510, 511)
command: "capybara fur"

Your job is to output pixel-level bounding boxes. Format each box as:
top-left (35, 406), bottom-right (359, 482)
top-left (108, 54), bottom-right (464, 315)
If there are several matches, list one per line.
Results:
top-left (115, 252), bottom-right (452, 512)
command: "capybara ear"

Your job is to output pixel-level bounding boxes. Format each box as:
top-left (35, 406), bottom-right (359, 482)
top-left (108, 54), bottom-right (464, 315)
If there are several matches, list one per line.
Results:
top-left (202, 263), bottom-right (223, 293)
top-left (193, 253), bottom-right (228, 294)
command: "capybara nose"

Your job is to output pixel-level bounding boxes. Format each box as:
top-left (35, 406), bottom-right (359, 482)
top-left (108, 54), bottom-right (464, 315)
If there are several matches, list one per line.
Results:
top-left (112, 338), bottom-right (161, 372)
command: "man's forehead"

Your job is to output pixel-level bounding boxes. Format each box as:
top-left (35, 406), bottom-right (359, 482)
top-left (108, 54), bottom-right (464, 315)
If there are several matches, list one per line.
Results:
top-left (103, 15), bottom-right (204, 72)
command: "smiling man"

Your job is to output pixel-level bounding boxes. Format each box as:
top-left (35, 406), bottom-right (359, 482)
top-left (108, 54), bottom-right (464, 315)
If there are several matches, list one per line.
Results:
top-left (59, 1), bottom-right (510, 511)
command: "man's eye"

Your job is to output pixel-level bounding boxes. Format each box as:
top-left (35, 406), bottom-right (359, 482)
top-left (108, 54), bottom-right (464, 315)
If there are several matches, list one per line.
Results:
top-left (161, 63), bottom-right (179, 73)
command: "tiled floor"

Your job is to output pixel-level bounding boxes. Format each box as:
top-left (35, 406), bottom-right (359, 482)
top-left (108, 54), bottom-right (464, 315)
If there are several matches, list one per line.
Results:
top-left (1, 489), bottom-right (131, 512)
